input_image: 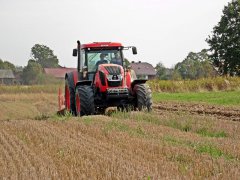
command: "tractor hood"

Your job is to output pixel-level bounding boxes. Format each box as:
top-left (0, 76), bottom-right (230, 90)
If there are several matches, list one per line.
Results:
top-left (96, 64), bottom-right (125, 88)
top-left (99, 64), bottom-right (124, 76)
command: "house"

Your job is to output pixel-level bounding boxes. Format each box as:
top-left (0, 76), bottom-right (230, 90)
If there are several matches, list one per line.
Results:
top-left (130, 61), bottom-right (156, 80)
top-left (0, 69), bottom-right (15, 85)
top-left (44, 67), bottom-right (76, 79)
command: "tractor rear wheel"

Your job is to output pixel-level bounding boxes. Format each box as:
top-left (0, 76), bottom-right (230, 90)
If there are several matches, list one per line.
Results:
top-left (134, 84), bottom-right (152, 111)
top-left (65, 76), bottom-right (76, 115)
top-left (75, 85), bottom-right (95, 116)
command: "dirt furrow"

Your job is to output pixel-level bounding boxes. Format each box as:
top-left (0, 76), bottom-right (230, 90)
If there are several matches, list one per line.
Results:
top-left (153, 102), bottom-right (240, 121)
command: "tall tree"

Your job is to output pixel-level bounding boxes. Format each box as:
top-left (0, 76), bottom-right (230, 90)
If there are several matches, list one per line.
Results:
top-left (31, 44), bottom-right (59, 68)
top-left (206, 0), bottom-right (240, 76)
top-left (22, 60), bottom-right (43, 84)
top-left (0, 59), bottom-right (3, 68)
top-left (0, 59), bottom-right (16, 72)
top-left (155, 62), bottom-right (169, 80)
top-left (175, 50), bottom-right (216, 79)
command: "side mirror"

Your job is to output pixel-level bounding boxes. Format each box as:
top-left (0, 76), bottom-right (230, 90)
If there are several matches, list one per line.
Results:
top-left (72, 49), bottom-right (77, 57)
top-left (132, 47), bottom-right (137, 55)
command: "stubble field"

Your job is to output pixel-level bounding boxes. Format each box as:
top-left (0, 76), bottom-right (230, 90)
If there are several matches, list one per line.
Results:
top-left (0, 83), bottom-right (240, 179)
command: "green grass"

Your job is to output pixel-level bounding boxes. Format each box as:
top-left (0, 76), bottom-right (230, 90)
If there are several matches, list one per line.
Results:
top-left (112, 111), bottom-right (229, 141)
top-left (102, 119), bottom-right (147, 137)
top-left (196, 144), bottom-right (234, 160)
top-left (196, 128), bottom-right (227, 138)
top-left (195, 144), bottom-right (223, 158)
top-left (163, 136), bottom-right (234, 160)
top-left (166, 119), bottom-right (192, 132)
top-left (153, 90), bottom-right (240, 106)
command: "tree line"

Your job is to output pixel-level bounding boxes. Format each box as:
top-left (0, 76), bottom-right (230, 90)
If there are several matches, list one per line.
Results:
top-left (1, 44), bottom-right (60, 85)
top-left (22, 44), bottom-right (59, 84)
top-left (156, 0), bottom-right (240, 79)
top-left (156, 49), bottom-right (217, 80)
top-left (1, 0), bottom-right (239, 83)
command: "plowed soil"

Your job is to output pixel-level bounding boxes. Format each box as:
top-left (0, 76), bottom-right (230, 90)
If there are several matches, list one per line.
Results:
top-left (0, 93), bottom-right (240, 179)
top-left (154, 102), bottom-right (240, 121)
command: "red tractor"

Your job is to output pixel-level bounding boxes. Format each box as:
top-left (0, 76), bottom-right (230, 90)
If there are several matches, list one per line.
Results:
top-left (64, 40), bottom-right (152, 116)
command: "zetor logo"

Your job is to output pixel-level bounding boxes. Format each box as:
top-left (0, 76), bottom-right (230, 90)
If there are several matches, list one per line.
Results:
top-left (112, 75), bottom-right (118, 80)
top-left (107, 75), bottom-right (122, 81)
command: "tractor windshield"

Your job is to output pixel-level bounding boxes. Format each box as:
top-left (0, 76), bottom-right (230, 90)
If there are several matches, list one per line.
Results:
top-left (86, 50), bottom-right (123, 72)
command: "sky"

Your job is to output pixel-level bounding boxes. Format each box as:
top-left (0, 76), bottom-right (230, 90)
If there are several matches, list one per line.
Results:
top-left (0, 0), bottom-right (232, 68)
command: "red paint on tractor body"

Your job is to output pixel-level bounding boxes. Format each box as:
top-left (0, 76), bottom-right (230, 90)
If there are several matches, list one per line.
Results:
top-left (94, 64), bottom-right (129, 92)
top-left (81, 42), bottom-right (122, 49)
top-left (125, 71), bottom-right (132, 90)
top-left (72, 71), bottom-right (79, 86)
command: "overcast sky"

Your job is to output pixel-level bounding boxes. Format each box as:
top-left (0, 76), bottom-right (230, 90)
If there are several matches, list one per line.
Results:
top-left (0, 0), bottom-right (231, 68)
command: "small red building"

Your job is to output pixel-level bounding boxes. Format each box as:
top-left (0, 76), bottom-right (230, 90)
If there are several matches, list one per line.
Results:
top-left (44, 68), bottom-right (76, 79)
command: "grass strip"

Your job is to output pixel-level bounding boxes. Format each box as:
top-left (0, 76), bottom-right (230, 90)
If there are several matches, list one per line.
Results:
top-left (152, 91), bottom-right (240, 106)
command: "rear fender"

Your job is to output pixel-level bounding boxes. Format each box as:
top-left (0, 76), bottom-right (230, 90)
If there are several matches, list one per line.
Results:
top-left (65, 71), bottom-right (78, 114)
top-left (131, 79), bottom-right (147, 89)
top-left (65, 71), bottom-right (78, 86)
top-left (76, 80), bottom-right (92, 87)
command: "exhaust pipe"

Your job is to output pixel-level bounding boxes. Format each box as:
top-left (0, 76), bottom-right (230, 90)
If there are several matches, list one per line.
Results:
top-left (77, 40), bottom-right (81, 73)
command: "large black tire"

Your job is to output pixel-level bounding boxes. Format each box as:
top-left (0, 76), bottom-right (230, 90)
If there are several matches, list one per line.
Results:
top-left (75, 85), bottom-right (95, 116)
top-left (134, 84), bottom-right (152, 111)
top-left (65, 74), bottom-right (76, 115)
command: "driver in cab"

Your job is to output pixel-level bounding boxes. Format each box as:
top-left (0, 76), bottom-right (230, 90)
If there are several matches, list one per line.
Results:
top-left (95, 53), bottom-right (108, 68)
top-left (110, 52), bottom-right (122, 65)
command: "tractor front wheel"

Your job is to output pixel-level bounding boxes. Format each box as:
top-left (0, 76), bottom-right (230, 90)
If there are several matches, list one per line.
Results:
top-left (75, 85), bottom-right (95, 116)
top-left (134, 84), bottom-right (152, 111)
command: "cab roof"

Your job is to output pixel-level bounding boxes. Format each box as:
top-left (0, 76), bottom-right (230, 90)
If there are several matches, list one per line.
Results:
top-left (81, 42), bottom-right (123, 49)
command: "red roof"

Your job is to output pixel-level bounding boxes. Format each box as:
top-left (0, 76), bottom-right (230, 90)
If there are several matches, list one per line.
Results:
top-left (44, 68), bottom-right (76, 78)
top-left (130, 62), bottom-right (156, 76)
top-left (81, 42), bottom-right (123, 49)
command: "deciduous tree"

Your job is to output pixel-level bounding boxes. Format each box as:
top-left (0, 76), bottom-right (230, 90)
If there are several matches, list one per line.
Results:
top-left (0, 59), bottom-right (16, 72)
top-left (174, 50), bottom-right (216, 79)
top-left (155, 62), bottom-right (168, 80)
top-left (22, 60), bottom-right (43, 84)
top-left (206, 0), bottom-right (240, 76)
top-left (31, 44), bottom-right (59, 68)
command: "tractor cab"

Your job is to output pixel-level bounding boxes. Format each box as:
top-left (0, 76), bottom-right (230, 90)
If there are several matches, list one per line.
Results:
top-left (86, 49), bottom-right (123, 70)
top-left (73, 42), bottom-right (136, 81)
